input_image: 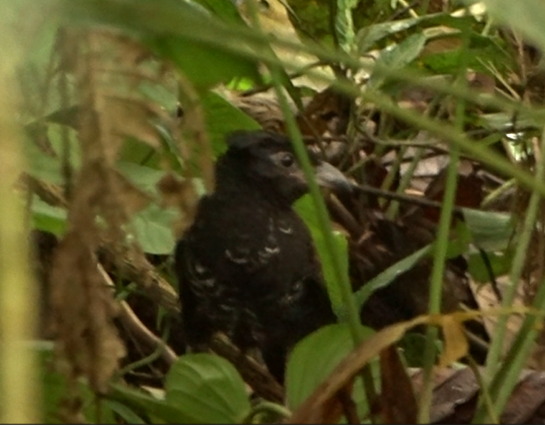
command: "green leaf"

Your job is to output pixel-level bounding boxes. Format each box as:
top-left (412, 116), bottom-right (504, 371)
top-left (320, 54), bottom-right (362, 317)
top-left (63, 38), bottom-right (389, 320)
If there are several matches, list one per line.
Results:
top-left (55, 0), bottom-right (261, 90)
top-left (357, 15), bottom-right (432, 52)
top-left (446, 220), bottom-right (472, 259)
top-left (421, 33), bottom-right (512, 76)
top-left (286, 324), bottom-right (378, 415)
top-left (109, 383), bottom-right (197, 424)
top-left (117, 161), bottom-right (167, 196)
top-left (104, 400), bottom-right (146, 424)
top-left (479, 112), bottom-right (540, 132)
top-left (353, 244), bottom-right (432, 311)
top-left (130, 204), bottom-right (178, 255)
top-left (462, 208), bottom-right (514, 251)
top-left (23, 123), bottom-right (82, 186)
top-left (482, 0), bottom-right (545, 53)
top-left (286, 0), bottom-right (336, 47)
top-left (165, 354), bottom-right (251, 424)
top-left (202, 92), bottom-right (261, 157)
top-left (467, 250), bottom-right (513, 283)
top-left (335, 0), bottom-right (359, 51)
top-left (31, 196), bottom-right (67, 236)
top-left (294, 195), bottom-right (348, 316)
top-left (369, 32), bottom-right (427, 90)
top-left (195, 0), bottom-right (247, 26)
top-left (356, 13), bottom-right (466, 53)
top-left (119, 136), bottom-right (162, 168)
top-left (151, 36), bottom-right (260, 90)
top-left (23, 136), bottom-right (63, 185)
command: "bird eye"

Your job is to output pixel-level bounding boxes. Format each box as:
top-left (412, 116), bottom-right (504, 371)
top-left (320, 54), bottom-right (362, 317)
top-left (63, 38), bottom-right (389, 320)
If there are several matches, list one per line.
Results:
top-left (280, 153), bottom-right (295, 167)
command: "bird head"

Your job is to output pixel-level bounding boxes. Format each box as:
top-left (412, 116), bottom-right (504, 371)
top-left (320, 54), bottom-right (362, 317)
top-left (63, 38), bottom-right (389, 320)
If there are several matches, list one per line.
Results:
top-left (217, 130), bottom-right (351, 205)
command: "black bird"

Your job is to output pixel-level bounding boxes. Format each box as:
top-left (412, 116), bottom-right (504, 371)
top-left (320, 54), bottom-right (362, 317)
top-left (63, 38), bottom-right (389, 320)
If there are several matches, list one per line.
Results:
top-left (174, 130), bottom-right (350, 379)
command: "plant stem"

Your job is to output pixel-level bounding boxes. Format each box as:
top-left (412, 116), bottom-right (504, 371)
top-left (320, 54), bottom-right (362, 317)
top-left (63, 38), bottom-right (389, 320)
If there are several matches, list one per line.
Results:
top-left (0, 4), bottom-right (40, 421)
top-left (473, 127), bottom-right (545, 423)
top-left (418, 34), bottom-right (469, 421)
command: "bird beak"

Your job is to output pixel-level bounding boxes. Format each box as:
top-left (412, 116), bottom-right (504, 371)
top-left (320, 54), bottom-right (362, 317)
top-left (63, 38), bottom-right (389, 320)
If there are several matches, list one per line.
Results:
top-left (315, 162), bottom-right (352, 194)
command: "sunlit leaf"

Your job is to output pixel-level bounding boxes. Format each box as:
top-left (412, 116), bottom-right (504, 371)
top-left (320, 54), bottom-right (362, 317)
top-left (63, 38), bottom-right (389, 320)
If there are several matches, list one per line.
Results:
top-left (130, 203), bottom-right (178, 254)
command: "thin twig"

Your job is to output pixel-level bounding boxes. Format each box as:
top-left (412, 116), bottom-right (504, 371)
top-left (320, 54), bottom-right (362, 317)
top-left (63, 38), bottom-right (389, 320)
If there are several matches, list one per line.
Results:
top-left (350, 183), bottom-right (466, 215)
top-left (98, 265), bottom-right (178, 366)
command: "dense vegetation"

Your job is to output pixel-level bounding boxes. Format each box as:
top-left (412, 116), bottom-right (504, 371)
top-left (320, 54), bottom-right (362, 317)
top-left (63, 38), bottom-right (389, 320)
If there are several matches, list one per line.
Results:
top-left (2, 0), bottom-right (545, 423)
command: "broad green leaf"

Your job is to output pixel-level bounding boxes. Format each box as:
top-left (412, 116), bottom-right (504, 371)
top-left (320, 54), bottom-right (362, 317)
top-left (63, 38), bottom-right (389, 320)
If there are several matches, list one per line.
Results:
top-left (369, 32), bottom-right (427, 90)
top-left (195, 0), bottom-right (247, 26)
top-left (294, 194), bottom-right (348, 316)
top-left (483, 0), bottom-right (545, 53)
top-left (356, 13), bottom-right (471, 53)
top-left (357, 15), bottom-right (435, 53)
top-left (31, 196), bottom-right (67, 236)
top-left (109, 383), bottom-right (198, 424)
top-left (421, 33), bottom-right (512, 76)
top-left (23, 124), bottom-right (81, 185)
top-left (138, 79), bottom-right (179, 115)
top-left (285, 0), bottom-right (335, 47)
top-left (446, 220), bottom-right (472, 259)
top-left (202, 92), bottom-right (261, 157)
top-left (117, 161), bottom-right (167, 196)
top-left (151, 36), bottom-right (260, 90)
top-left (130, 204), bottom-right (178, 255)
top-left (165, 354), bottom-right (251, 424)
top-left (22, 135), bottom-right (64, 185)
top-left (335, 0), bottom-right (359, 51)
top-left (286, 324), bottom-right (378, 415)
top-left (479, 112), bottom-right (540, 132)
top-left (105, 400), bottom-right (146, 424)
top-left (55, 0), bottom-right (261, 90)
top-left (15, 5), bottom-right (64, 120)
top-left (119, 136), bottom-right (162, 168)
top-left (467, 249), bottom-right (513, 283)
top-left (462, 208), bottom-right (514, 251)
top-left (353, 244), bottom-right (432, 311)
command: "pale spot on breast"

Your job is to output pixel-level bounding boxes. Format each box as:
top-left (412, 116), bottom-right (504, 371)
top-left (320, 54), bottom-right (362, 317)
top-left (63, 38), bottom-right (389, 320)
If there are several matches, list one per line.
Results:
top-left (225, 249), bottom-right (250, 264)
top-left (277, 218), bottom-right (293, 234)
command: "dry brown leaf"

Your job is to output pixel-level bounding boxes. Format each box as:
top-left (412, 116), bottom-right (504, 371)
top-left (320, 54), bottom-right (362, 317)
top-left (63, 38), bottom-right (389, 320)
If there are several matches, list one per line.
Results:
top-left (287, 318), bottom-right (421, 424)
top-left (380, 346), bottom-right (418, 423)
top-left (156, 173), bottom-right (200, 238)
top-left (297, 87), bottom-right (351, 138)
top-left (287, 309), bottom-right (534, 424)
top-left (177, 74), bottom-right (214, 193)
top-left (105, 95), bottom-right (165, 148)
top-left (111, 169), bottom-right (153, 215)
top-left (286, 390), bottom-right (348, 425)
top-left (439, 315), bottom-right (469, 367)
top-left (46, 29), bottom-right (167, 420)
